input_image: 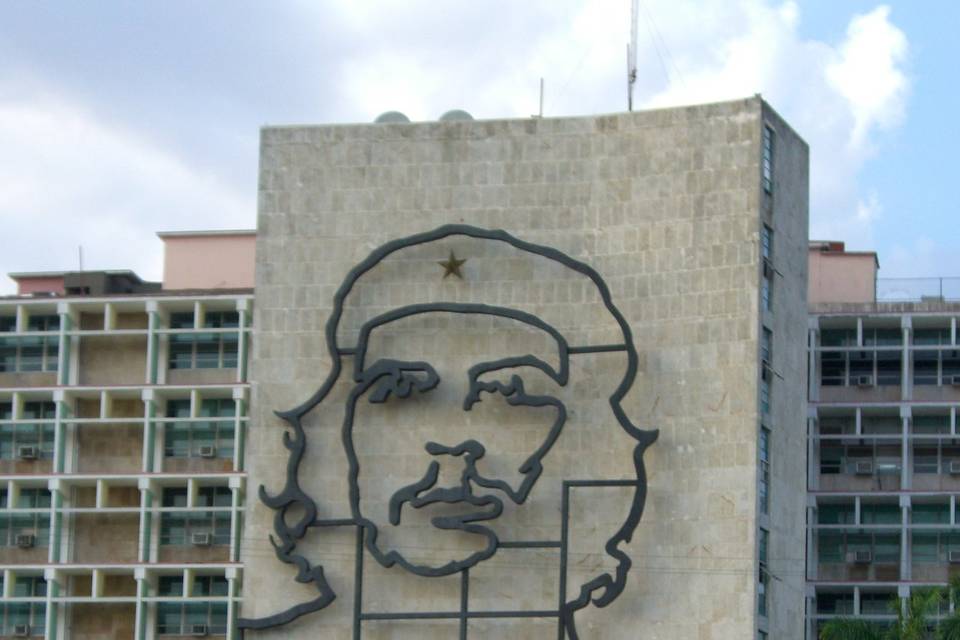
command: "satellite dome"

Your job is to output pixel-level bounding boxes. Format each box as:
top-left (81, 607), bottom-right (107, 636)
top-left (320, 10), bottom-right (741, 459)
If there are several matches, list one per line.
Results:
top-left (374, 111), bottom-right (411, 124)
top-left (439, 109), bottom-right (474, 122)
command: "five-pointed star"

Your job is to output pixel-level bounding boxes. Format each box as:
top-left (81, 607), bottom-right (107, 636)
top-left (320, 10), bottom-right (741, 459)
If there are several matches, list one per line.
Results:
top-left (438, 251), bottom-right (467, 279)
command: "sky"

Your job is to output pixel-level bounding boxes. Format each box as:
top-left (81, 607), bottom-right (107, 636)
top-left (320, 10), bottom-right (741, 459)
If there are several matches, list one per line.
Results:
top-left (0, 0), bottom-right (956, 294)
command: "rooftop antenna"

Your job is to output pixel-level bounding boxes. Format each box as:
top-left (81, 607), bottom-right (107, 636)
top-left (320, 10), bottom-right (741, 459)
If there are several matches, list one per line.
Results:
top-left (539, 77), bottom-right (544, 118)
top-left (532, 78), bottom-right (544, 118)
top-left (627, 0), bottom-right (639, 110)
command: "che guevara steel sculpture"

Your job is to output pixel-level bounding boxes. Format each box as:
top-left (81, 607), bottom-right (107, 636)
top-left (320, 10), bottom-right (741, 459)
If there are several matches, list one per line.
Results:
top-left (239, 225), bottom-right (658, 639)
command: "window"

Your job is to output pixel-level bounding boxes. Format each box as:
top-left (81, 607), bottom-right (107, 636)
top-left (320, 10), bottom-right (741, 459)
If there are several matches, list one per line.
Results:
top-left (860, 592), bottom-right (895, 615)
top-left (761, 328), bottom-right (772, 364)
top-left (759, 428), bottom-right (770, 514)
top-left (817, 591), bottom-right (854, 615)
top-left (159, 487), bottom-right (232, 546)
top-left (821, 329), bottom-right (856, 347)
top-left (0, 576), bottom-right (46, 636)
top-left (0, 324), bottom-right (58, 373)
top-left (168, 311), bottom-right (239, 370)
top-left (821, 347), bottom-right (902, 387)
top-left (762, 125), bottom-right (774, 194)
top-left (913, 347), bottom-right (960, 386)
top-left (0, 489), bottom-right (52, 547)
top-left (912, 441), bottom-right (960, 474)
top-left (0, 316), bottom-right (15, 332)
top-left (818, 503), bottom-right (855, 525)
top-left (760, 377), bottom-right (771, 415)
top-left (863, 328), bottom-right (902, 346)
top-left (861, 503), bottom-right (900, 524)
top-left (912, 503), bottom-right (949, 525)
top-left (914, 329), bottom-right (950, 346)
top-left (912, 531), bottom-right (960, 564)
top-left (164, 399), bottom-right (236, 459)
top-left (913, 414), bottom-right (950, 435)
top-left (26, 316), bottom-right (59, 332)
top-left (157, 575), bottom-right (228, 635)
top-left (761, 276), bottom-right (772, 312)
top-left (818, 531), bottom-right (901, 565)
top-left (761, 225), bottom-right (772, 260)
top-left (0, 401), bottom-right (56, 460)
top-left (758, 528), bottom-right (769, 617)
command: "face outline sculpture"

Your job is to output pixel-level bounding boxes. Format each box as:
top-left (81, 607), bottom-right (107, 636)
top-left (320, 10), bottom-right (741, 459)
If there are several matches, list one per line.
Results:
top-left (239, 225), bottom-right (658, 639)
top-left (348, 303), bottom-right (571, 576)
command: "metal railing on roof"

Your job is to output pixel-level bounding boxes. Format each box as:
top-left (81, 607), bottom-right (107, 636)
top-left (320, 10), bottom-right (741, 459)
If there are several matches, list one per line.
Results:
top-left (876, 277), bottom-right (960, 302)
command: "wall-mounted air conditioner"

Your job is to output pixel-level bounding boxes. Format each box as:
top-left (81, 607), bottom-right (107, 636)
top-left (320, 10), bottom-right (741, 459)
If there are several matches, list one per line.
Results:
top-left (855, 461), bottom-right (874, 475)
top-left (847, 550), bottom-right (872, 563)
top-left (197, 445), bottom-right (217, 458)
top-left (17, 445), bottom-right (38, 460)
top-left (191, 532), bottom-right (212, 546)
top-left (855, 375), bottom-right (874, 387)
top-left (15, 533), bottom-right (35, 549)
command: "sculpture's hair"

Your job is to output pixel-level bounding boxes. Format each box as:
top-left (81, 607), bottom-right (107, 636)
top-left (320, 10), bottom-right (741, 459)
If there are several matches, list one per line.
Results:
top-left (238, 225), bottom-right (658, 638)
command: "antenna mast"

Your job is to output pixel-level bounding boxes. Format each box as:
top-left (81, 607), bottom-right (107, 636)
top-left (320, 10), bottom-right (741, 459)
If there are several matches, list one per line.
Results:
top-left (627, 0), bottom-right (639, 110)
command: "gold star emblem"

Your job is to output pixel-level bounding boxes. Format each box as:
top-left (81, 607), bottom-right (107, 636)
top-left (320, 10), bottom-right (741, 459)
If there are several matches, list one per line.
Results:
top-left (437, 251), bottom-right (467, 279)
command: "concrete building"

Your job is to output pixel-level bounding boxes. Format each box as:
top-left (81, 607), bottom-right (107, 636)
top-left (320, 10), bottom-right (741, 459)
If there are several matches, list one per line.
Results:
top-left (1, 96), bottom-right (813, 639)
top-left (0, 232), bottom-right (254, 639)
top-left (807, 242), bottom-right (960, 636)
top-left (241, 97), bottom-right (810, 639)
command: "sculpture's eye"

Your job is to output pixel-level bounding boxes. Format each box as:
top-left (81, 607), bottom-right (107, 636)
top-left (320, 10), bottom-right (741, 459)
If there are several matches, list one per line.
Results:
top-left (367, 368), bottom-right (438, 404)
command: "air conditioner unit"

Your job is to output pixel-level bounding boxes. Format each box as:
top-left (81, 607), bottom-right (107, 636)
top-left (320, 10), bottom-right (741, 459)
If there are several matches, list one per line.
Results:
top-left (949, 375), bottom-right (960, 386)
top-left (847, 550), bottom-right (872, 564)
top-left (15, 533), bottom-right (35, 549)
top-left (17, 445), bottom-right (38, 460)
top-left (190, 624), bottom-right (209, 637)
top-left (855, 375), bottom-right (875, 387)
top-left (197, 445), bottom-right (217, 458)
top-left (855, 461), bottom-right (874, 475)
top-left (762, 258), bottom-right (774, 279)
top-left (950, 460), bottom-right (960, 475)
top-left (191, 532), bottom-right (212, 546)
top-left (949, 550), bottom-right (960, 564)
top-left (12, 624), bottom-right (30, 637)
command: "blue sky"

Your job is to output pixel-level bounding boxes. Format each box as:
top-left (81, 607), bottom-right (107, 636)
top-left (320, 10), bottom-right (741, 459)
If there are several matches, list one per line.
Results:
top-left (0, 1), bottom-right (956, 293)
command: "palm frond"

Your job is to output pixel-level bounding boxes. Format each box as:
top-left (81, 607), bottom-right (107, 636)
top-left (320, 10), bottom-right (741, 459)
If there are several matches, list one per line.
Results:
top-left (820, 617), bottom-right (885, 640)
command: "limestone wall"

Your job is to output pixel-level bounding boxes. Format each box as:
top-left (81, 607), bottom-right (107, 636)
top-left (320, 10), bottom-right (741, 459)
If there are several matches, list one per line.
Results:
top-left (242, 98), bottom-right (808, 639)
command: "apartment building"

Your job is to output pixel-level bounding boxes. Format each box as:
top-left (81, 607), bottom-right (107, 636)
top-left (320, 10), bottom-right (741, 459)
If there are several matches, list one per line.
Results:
top-left (807, 242), bottom-right (960, 636)
top-left (0, 231), bottom-right (254, 640)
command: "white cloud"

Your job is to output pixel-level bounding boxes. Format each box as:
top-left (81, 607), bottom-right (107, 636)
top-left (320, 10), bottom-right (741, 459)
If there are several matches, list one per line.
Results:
top-left (0, 1), bottom-right (911, 295)
top-left (0, 82), bottom-right (253, 294)
top-left (826, 6), bottom-right (908, 148)
top-left (320, 0), bottom-right (909, 251)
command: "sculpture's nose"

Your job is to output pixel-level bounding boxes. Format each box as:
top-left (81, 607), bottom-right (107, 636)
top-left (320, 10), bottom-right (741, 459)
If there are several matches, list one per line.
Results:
top-left (423, 439), bottom-right (486, 488)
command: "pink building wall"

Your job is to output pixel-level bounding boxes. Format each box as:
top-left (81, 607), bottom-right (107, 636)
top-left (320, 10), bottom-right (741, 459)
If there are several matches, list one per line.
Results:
top-left (808, 242), bottom-right (878, 304)
top-left (158, 231), bottom-right (255, 290)
top-left (13, 275), bottom-right (65, 296)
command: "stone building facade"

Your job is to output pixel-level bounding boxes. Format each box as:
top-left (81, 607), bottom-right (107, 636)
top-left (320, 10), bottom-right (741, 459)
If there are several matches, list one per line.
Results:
top-left (242, 97), bottom-right (810, 639)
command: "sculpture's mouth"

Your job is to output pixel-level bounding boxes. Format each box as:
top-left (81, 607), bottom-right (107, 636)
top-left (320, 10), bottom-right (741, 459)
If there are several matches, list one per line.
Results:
top-left (404, 485), bottom-right (503, 528)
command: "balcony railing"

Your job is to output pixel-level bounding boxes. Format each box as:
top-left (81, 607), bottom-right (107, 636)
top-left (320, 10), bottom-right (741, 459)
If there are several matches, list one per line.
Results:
top-left (877, 278), bottom-right (960, 302)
